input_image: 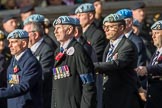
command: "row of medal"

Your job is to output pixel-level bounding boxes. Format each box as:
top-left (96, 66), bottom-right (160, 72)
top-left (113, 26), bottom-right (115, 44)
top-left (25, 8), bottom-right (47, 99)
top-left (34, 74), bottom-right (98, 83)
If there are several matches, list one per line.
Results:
top-left (53, 65), bottom-right (70, 80)
top-left (8, 74), bottom-right (20, 85)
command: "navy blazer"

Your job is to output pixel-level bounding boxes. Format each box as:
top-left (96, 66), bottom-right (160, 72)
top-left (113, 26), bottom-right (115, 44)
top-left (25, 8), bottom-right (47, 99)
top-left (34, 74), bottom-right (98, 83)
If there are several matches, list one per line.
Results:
top-left (0, 48), bottom-right (42, 108)
top-left (128, 31), bottom-right (146, 66)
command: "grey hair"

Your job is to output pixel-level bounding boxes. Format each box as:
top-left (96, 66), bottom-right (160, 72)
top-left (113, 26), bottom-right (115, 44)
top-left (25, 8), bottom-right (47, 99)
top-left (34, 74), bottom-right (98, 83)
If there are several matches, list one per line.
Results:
top-left (25, 22), bottom-right (44, 36)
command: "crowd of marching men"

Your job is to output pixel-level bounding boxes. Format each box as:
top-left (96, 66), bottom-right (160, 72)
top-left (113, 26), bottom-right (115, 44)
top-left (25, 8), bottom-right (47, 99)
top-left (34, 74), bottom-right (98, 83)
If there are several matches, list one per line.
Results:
top-left (0, 1), bottom-right (162, 108)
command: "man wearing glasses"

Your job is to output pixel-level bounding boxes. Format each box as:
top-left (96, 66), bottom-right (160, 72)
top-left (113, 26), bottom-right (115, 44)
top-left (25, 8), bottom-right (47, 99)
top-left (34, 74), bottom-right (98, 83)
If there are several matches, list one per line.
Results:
top-left (23, 22), bottom-right (54, 108)
top-left (94, 13), bottom-right (141, 108)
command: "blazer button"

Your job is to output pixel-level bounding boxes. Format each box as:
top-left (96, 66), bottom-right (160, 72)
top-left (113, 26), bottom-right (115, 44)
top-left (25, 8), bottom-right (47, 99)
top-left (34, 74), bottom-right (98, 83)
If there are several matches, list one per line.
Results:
top-left (148, 95), bottom-right (151, 98)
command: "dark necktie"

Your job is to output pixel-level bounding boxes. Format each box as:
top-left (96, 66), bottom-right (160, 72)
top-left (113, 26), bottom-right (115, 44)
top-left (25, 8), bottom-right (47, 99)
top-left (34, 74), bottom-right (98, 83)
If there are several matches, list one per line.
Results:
top-left (60, 47), bottom-right (64, 53)
top-left (106, 44), bottom-right (114, 62)
top-left (152, 51), bottom-right (160, 65)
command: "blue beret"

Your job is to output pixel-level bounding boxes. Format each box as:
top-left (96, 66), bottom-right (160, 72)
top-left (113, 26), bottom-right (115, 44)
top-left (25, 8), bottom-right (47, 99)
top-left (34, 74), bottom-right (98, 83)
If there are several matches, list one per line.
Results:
top-left (116, 9), bottom-right (132, 19)
top-left (7, 29), bottom-right (28, 39)
top-left (53, 16), bottom-right (77, 26)
top-left (103, 13), bottom-right (124, 24)
top-left (73, 18), bottom-right (80, 26)
top-left (131, 2), bottom-right (145, 10)
top-left (0, 30), bottom-right (5, 40)
top-left (75, 3), bottom-right (95, 14)
top-left (23, 14), bottom-right (45, 25)
top-left (2, 15), bottom-right (17, 23)
top-left (20, 5), bottom-right (35, 13)
top-left (151, 20), bottom-right (162, 30)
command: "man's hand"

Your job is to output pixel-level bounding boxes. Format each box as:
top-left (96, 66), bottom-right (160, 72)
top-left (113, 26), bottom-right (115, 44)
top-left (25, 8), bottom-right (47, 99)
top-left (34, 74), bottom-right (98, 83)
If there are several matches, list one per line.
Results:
top-left (135, 66), bottom-right (147, 76)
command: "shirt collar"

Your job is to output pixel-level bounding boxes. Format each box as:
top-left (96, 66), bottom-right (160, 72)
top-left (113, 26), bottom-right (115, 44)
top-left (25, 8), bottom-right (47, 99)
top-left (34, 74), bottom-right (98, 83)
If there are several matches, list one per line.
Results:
top-left (60, 38), bottom-right (73, 50)
top-left (125, 30), bottom-right (133, 38)
top-left (110, 34), bottom-right (124, 48)
top-left (15, 50), bottom-right (25, 61)
top-left (30, 38), bottom-right (44, 53)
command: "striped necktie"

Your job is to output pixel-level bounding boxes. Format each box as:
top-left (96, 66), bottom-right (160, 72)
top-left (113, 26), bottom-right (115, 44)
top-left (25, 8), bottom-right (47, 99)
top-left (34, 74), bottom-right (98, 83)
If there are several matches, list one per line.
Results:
top-left (152, 51), bottom-right (160, 65)
top-left (106, 44), bottom-right (114, 62)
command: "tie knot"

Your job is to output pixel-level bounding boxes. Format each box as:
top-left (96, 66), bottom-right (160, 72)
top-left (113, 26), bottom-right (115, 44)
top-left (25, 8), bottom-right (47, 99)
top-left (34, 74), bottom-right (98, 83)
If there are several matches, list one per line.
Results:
top-left (60, 47), bottom-right (64, 53)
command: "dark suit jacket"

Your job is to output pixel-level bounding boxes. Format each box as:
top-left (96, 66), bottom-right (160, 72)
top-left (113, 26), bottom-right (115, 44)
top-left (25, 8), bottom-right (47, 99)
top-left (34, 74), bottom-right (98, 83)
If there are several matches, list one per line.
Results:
top-left (33, 40), bottom-right (54, 108)
top-left (43, 34), bottom-right (58, 51)
top-left (78, 36), bottom-right (98, 62)
top-left (51, 38), bottom-right (96, 108)
top-left (83, 22), bottom-right (107, 61)
top-left (0, 48), bottom-right (42, 108)
top-left (128, 31), bottom-right (146, 66)
top-left (94, 36), bottom-right (140, 108)
top-left (145, 51), bottom-right (162, 108)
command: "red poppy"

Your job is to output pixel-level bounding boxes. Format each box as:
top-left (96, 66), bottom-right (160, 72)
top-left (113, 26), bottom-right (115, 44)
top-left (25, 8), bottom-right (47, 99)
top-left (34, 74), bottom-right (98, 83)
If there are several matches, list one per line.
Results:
top-left (55, 52), bottom-right (65, 62)
top-left (158, 55), bottom-right (162, 62)
top-left (13, 65), bottom-right (19, 73)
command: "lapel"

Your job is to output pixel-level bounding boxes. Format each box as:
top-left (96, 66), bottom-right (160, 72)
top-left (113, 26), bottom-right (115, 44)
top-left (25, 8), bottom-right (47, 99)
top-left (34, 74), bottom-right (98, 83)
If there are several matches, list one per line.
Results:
top-left (127, 31), bottom-right (134, 40)
top-left (103, 43), bottom-right (110, 62)
top-left (33, 40), bottom-right (45, 56)
top-left (54, 38), bottom-right (77, 67)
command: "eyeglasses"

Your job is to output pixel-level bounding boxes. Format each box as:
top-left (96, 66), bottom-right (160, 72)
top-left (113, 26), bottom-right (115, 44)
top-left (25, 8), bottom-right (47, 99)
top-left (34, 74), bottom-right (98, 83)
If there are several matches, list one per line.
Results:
top-left (103, 24), bottom-right (120, 31)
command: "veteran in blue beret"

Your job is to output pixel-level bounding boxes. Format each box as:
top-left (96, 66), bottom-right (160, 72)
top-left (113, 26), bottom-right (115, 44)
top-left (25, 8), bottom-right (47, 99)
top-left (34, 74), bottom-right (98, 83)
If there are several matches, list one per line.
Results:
top-left (24, 13), bottom-right (58, 53)
top-left (23, 14), bottom-right (57, 108)
top-left (116, 9), bottom-right (147, 107)
top-left (94, 13), bottom-right (141, 108)
top-left (116, 9), bottom-right (146, 66)
top-left (75, 2), bottom-right (107, 62)
top-left (0, 29), bottom-right (43, 108)
top-left (51, 15), bottom-right (96, 108)
top-left (135, 20), bottom-right (162, 108)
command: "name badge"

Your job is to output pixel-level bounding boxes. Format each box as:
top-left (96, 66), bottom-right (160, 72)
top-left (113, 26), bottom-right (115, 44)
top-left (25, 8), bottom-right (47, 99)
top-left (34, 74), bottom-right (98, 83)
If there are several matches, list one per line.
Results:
top-left (53, 65), bottom-right (70, 80)
top-left (8, 74), bottom-right (19, 85)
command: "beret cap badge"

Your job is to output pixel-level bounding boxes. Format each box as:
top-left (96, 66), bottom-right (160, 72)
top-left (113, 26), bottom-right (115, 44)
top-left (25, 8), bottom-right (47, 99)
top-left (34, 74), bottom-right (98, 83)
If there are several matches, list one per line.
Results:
top-left (151, 20), bottom-right (162, 30)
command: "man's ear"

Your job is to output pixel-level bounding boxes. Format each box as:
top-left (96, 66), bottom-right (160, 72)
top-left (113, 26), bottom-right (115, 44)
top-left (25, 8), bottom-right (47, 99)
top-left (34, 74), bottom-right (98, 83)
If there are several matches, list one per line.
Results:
top-left (88, 13), bottom-right (94, 20)
top-left (34, 32), bottom-right (39, 40)
top-left (21, 40), bottom-right (28, 48)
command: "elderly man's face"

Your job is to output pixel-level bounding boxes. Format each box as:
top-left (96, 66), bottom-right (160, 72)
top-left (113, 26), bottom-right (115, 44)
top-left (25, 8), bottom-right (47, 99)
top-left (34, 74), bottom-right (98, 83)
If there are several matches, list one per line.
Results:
top-left (54, 25), bottom-right (71, 43)
top-left (23, 24), bottom-right (34, 47)
top-left (103, 22), bottom-right (123, 41)
top-left (8, 39), bottom-right (24, 56)
top-left (152, 30), bottom-right (162, 48)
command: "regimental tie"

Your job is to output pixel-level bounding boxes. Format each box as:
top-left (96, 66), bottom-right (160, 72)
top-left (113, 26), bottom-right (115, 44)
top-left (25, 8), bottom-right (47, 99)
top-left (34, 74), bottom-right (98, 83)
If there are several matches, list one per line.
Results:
top-left (152, 51), bottom-right (160, 65)
top-left (106, 44), bottom-right (114, 62)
